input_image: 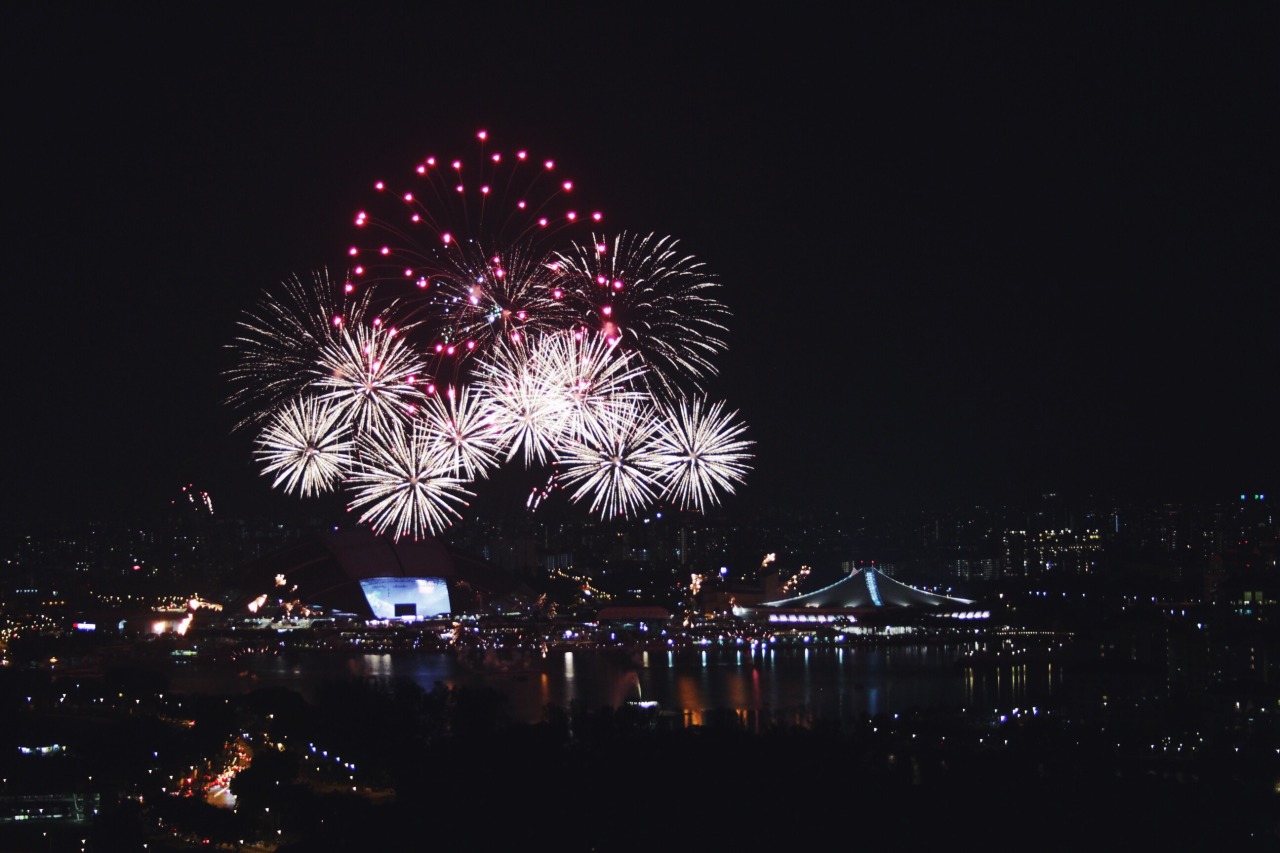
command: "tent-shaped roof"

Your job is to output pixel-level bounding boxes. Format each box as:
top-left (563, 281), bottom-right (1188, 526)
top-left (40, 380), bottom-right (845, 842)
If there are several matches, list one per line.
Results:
top-left (759, 567), bottom-right (973, 611)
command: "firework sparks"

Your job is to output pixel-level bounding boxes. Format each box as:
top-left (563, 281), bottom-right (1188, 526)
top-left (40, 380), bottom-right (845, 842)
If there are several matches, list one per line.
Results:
top-left (417, 385), bottom-right (502, 481)
top-left (527, 328), bottom-right (649, 443)
top-left (651, 396), bottom-right (754, 513)
top-left (780, 565), bottom-right (812, 596)
top-left (556, 399), bottom-right (665, 519)
top-left (253, 395), bottom-right (354, 498)
top-left (344, 130), bottom-right (602, 380)
top-left (315, 319), bottom-right (430, 435)
top-left (555, 233), bottom-right (730, 397)
top-left (224, 269), bottom-right (374, 432)
top-left (346, 420), bottom-right (474, 541)
top-left (407, 242), bottom-right (577, 361)
top-left (471, 339), bottom-right (568, 467)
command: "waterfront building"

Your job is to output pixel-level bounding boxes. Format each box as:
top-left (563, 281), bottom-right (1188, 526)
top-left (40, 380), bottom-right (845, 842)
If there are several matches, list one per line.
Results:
top-left (218, 527), bottom-right (538, 625)
top-left (732, 566), bottom-right (988, 630)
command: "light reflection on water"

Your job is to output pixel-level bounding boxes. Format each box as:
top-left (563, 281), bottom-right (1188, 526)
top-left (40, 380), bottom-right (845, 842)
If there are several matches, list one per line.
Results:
top-left (167, 643), bottom-right (1067, 727)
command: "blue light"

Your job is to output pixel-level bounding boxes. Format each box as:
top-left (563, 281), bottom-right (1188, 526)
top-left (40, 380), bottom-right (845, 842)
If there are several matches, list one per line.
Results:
top-left (865, 570), bottom-right (882, 607)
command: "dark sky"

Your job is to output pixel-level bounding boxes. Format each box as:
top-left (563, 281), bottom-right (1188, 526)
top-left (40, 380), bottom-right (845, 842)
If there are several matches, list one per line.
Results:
top-left (4, 4), bottom-right (1276, 527)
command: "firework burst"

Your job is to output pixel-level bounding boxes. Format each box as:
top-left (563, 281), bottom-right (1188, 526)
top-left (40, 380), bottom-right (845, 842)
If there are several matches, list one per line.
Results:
top-left (554, 232), bottom-right (730, 398)
top-left (346, 420), bottom-right (475, 541)
top-left (418, 242), bottom-right (577, 357)
top-left (252, 395), bottom-right (354, 498)
top-left (651, 396), bottom-right (754, 512)
top-left (471, 339), bottom-right (568, 468)
top-left (417, 385), bottom-right (503, 482)
top-left (314, 319), bottom-right (431, 435)
top-left (224, 269), bottom-right (375, 432)
top-left (556, 399), bottom-right (665, 519)
top-left (344, 130), bottom-right (602, 380)
top-left (527, 328), bottom-right (649, 443)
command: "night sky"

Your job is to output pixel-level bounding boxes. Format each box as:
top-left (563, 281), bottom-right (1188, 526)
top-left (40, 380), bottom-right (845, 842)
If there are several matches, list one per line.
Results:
top-left (4, 4), bottom-right (1276, 527)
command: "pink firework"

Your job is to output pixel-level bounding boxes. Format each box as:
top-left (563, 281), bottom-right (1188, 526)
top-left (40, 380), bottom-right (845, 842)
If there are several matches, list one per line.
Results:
top-left (345, 130), bottom-right (604, 382)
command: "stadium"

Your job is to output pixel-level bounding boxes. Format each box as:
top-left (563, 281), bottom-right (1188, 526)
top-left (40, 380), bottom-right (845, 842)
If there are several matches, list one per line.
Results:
top-left (733, 566), bottom-right (989, 629)
top-left (218, 527), bottom-right (538, 625)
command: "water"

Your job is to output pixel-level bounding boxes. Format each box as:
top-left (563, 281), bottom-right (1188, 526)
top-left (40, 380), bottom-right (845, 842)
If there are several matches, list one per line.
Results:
top-left (166, 642), bottom-right (1067, 728)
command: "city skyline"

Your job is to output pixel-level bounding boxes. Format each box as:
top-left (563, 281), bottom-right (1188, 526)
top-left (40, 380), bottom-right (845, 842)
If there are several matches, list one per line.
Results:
top-left (4, 5), bottom-right (1276, 528)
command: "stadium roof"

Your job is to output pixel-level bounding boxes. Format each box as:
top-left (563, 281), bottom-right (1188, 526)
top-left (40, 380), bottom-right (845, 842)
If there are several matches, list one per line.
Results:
top-left (752, 567), bottom-right (974, 612)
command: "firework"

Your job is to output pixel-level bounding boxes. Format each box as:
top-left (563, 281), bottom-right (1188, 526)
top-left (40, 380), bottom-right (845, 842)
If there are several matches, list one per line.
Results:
top-left (651, 396), bottom-right (754, 513)
top-left (556, 399), bottom-right (665, 519)
top-left (224, 269), bottom-right (373, 432)
top-left (314, 318), bottom-right (431, 435)
top-left (252, 395), bottom-right (354, 498)
top-left (344, 130), bottom-right (602, 379)
top-left (346, 419), bottom-right (474, 541)
top-left (526, 328), bottom-right (649, 443)
top-left (228, 131), bottom-right (751, 541)
top-left (417, 384), bottom-right (502, 482)
top-left (471, 339), bottom-right (568, 468)
top-left (404, 241), bottom-right (578, 361)
top-left (554, 232), bottom-right (730, 397)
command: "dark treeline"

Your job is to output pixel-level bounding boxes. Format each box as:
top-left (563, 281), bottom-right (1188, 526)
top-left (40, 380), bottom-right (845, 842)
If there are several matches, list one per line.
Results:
top-left (2, 666), bottom-right (1277, 851)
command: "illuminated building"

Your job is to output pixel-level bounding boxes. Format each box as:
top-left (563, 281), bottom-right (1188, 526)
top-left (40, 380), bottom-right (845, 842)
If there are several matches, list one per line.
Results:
top-left (221, 527), bottom-right (537, 623)
top-left (732, 566), bottom-right (987, 628)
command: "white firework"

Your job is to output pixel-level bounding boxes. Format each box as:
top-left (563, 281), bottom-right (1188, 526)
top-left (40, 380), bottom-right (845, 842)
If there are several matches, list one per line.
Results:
top-left (554, 232), bottom-right (730, 398)
top-left (225, 269), bottom-right (375, 432)
top-left (417, 385), bottom-right (502, 481)
top-left (471, 339), bottom-right (568, 467)
top-left (253, 395), bottom-right (354, 498)
top-left (529, 328), bottom-right (648, 443)
top-left (557, 399), bottom-right (665, 519)
top-left (651, 396), bottom-right (754, 512)
top-left (315, 320), bottom-right (430, 435)
top-left (346, 420), bottom-right (474, 541)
